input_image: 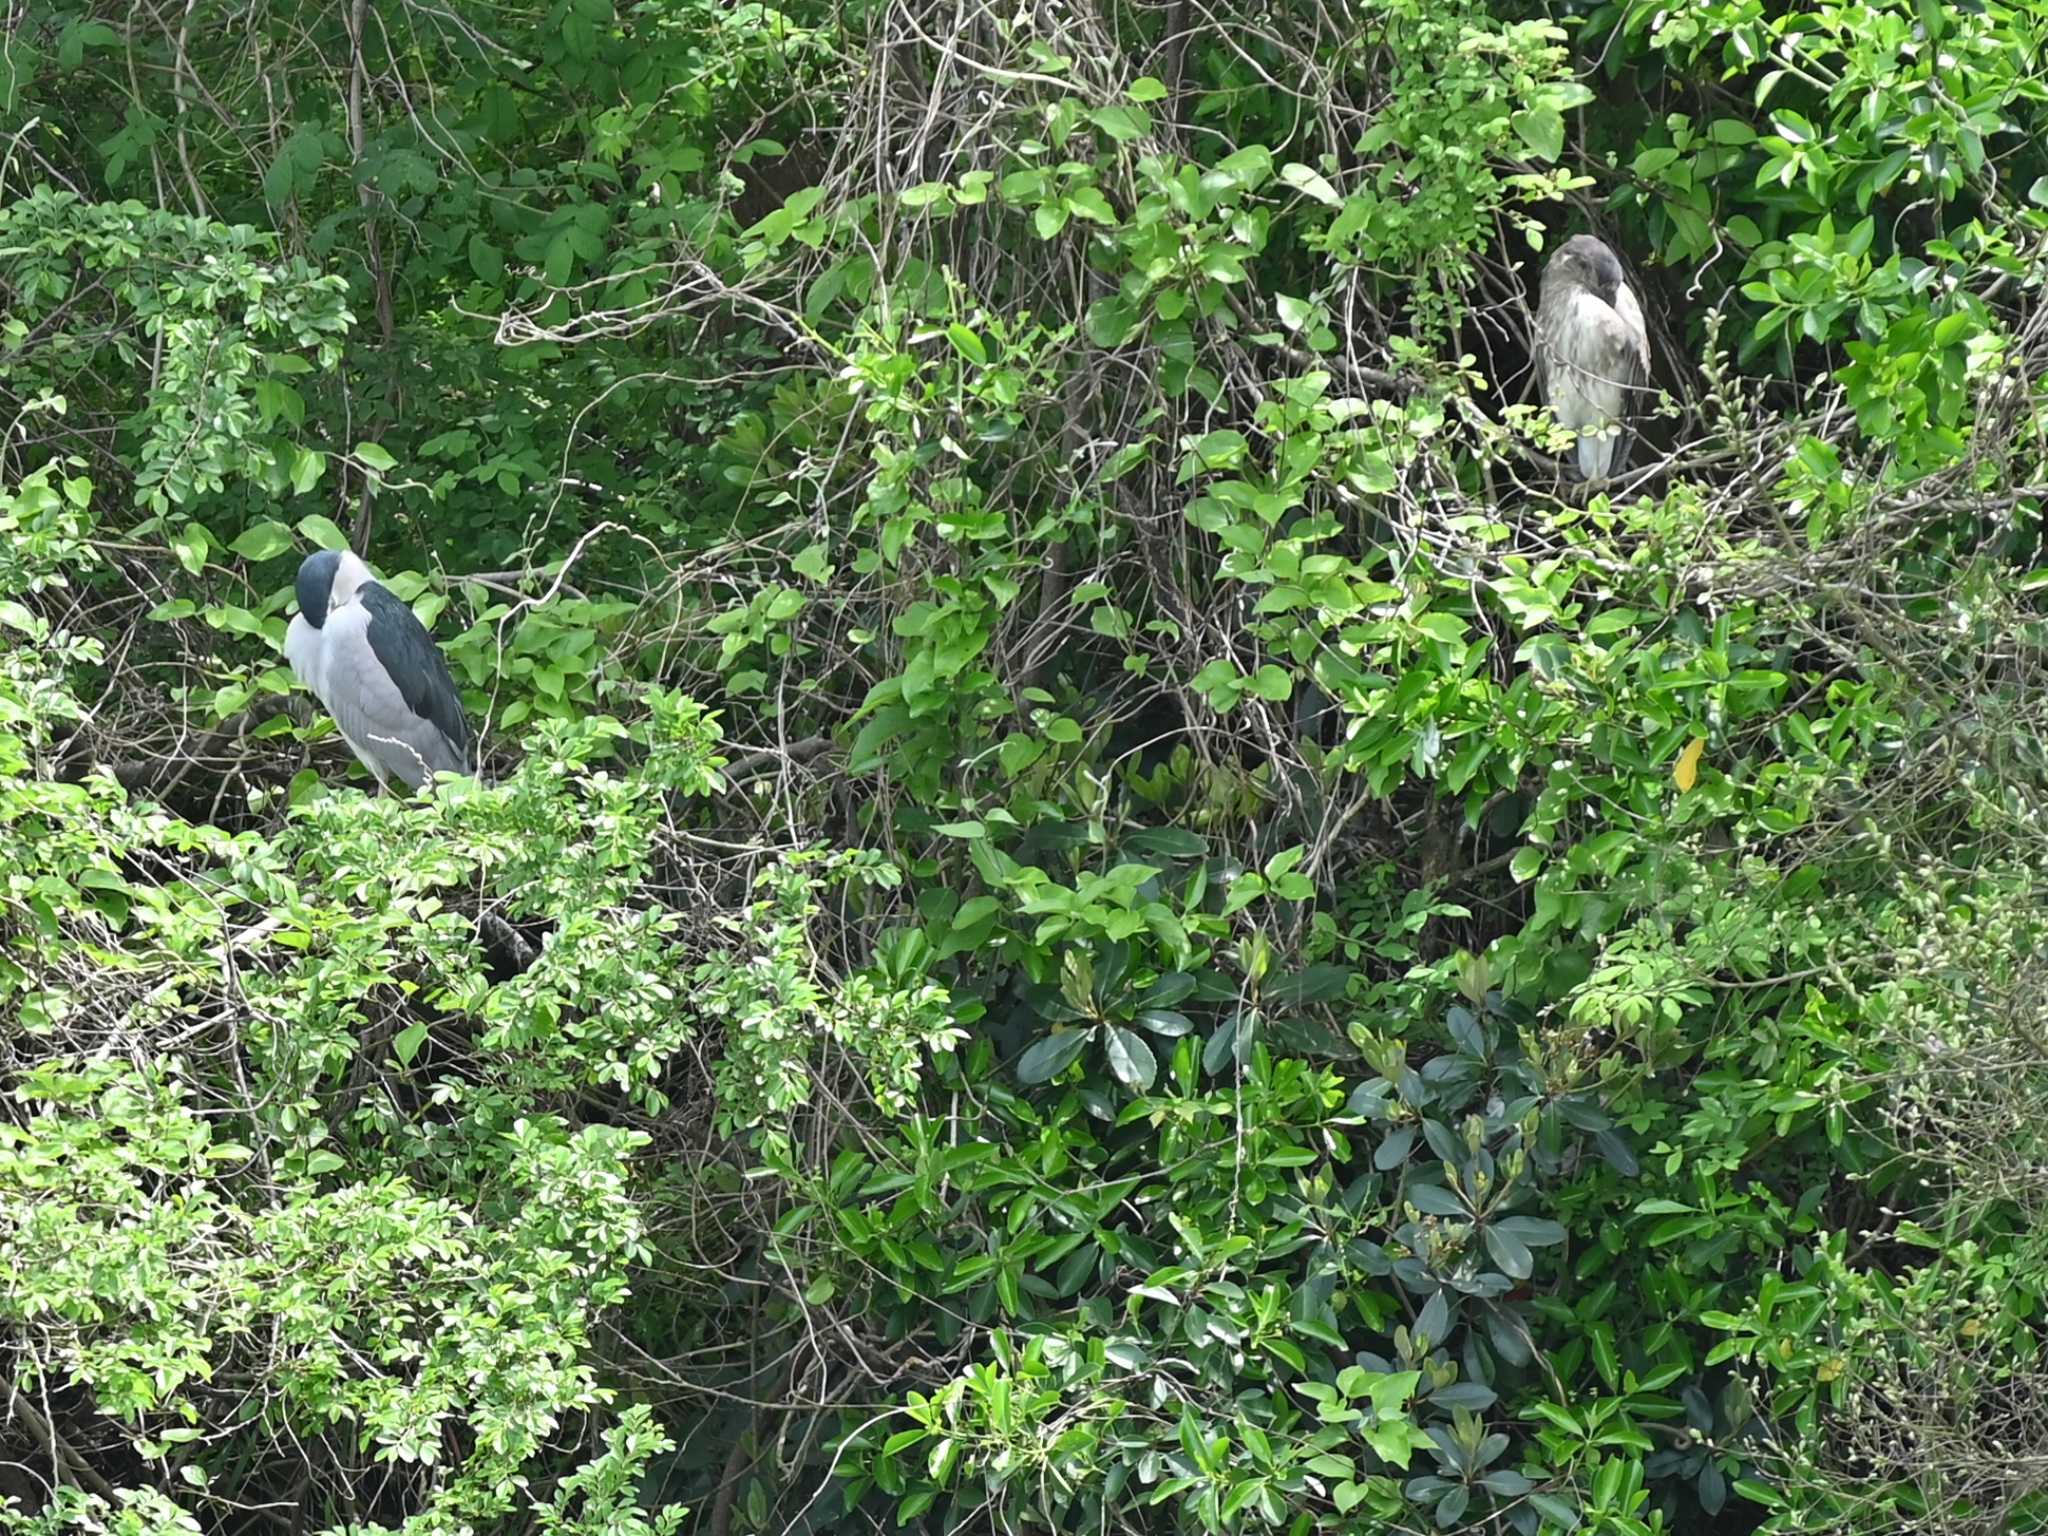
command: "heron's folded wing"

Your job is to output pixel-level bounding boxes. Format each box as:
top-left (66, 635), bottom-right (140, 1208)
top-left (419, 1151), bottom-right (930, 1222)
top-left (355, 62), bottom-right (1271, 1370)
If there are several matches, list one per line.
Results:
top-left (319, 605), bottom-right (469, 786)
top-left (359, 584), bottom-right (475, 766)
top-left (1566, 291), bottom-right (1645, 401)
top-left (1544, 289), bottom-right (1630, 428)
top-left (1563, 288), bottom-right (1651, 477)
top-left (1613, 279), bottom-right (1652, 386)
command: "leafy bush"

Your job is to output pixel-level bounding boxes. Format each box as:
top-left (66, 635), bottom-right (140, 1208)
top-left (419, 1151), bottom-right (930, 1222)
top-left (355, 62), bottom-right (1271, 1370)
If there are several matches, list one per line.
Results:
top-left (6, 0), bottom-right (2048, 1532)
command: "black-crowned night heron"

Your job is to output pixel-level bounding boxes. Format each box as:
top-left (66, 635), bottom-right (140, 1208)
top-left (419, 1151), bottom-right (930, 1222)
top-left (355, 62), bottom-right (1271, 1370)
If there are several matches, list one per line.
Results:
top-left (284, 549), bottom-right (474, 790)
top-left (1535, 234), bottom-right (1652, 481)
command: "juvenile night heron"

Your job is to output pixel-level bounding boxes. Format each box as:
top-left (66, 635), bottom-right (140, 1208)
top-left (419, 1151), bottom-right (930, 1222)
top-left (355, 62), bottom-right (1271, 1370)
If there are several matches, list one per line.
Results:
top-left (1535, 234), bottom-right (1652, 481)
top-left (284, 549), bottom-right (474, 790)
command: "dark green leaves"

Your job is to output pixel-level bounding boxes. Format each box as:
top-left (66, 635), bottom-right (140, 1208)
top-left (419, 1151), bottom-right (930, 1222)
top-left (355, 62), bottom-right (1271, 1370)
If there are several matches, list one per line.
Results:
top-left (1105, 1025), bottom-right (1157, 1092)
top-left (1018, 1028), bottom-right (1090, 1084)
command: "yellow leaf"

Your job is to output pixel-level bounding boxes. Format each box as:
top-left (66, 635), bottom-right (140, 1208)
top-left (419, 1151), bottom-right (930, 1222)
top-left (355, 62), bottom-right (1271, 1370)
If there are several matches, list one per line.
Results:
top-left (1674, 736), bottom-right (1705, 793)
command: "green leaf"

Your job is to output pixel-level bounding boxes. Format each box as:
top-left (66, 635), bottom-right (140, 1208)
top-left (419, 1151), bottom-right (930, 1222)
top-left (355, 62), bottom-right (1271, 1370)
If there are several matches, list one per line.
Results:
top-left (953, 895), bottom-right (1000, 929)
top-left (290, 447), bottom-right (326, 496)
top-left (393, 1023), bottom-right (429, 1065)
top-left (998, 734), bottom-right (1043, 777)
top-left (297, 513), bottom-right (349, 551)
top-left (1483, 1224), bottom-right (1533, 1280)
top-left (1135, 1009), bottom-right (1193, 1037)
top-left (1588, 1322), bottom-right (1619, 1388)
top-left (1280, 162), bottom-right (1341, 206)
top-left (1018, 1029), bottom-right (1090, 1084)
top-left (0, 43), bottom-right (40, 114)
top-left (1364, 1370), bottom-right (1420, 1417)
top-left (170, 525), bottom-right (209, 575)
top-left (468, 235), bottom-right (505, 283)
top-left (355, 441), bottom-right (397, 473)
top-left (253, 378), bottom-right (305, 428)
top-left (1105, 1025), bottom-right (1157, 1092)
top-left (1087, 294), bottom-right (1141, 347)
top-left (1034, 202), bottom-right (1070, 240)
top-left (1139, 972), bottom-right (1198, 1006)
top-left (1406, 1183), bottom-right (1467, 1218)
top-left (1245, 665), bottom-right (1292, 701)
top-left (229, 521), bottom-right (295, 562)
top-left (946, 324), bottom-right (988, 365)
top-left (1127, 76), bottom-right (1168, 102)
top-left (1090, 105), bottom-right (1149, 143)
top-left (1512, 106), bottom-right (1565, 163)
top-left (1494, 1216), bottom-right (1566, 1246)
top-left (1363, 1418), bottom-right (1421, 1470)
top-left (1124, 827), bottom-right (1207, 859)
top-left (1066, 187), bottom-right (1115, 224)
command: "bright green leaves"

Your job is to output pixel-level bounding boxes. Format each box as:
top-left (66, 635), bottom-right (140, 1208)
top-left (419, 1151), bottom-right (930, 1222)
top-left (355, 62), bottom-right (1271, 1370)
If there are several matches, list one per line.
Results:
top-left (740, 184), bottom-right (827, 267)
top-left (1732, 207), bottom-right (1995, 464)
top-left (228, 520), bottom-right (294, 562)
top-left (1612, 0), bottom-right (2037, 414)
top-left (0, 191), bottom-right (353, 515)
top-left (169, 522), bottom-right (209, 575)
top-left (353, 440), bottom-right (397, 474)
top-left (1511, 106), bottom-right (1565, 164)
top-left (1088, 104), bottom-right (1149, 144)
top-left (1190, 657), bottom-right (1291, 713)
top-left (297, 512), bottom-right (349, 551)
top-left (991, 163), bottom-right (1122, 242)
top-left (1280, 161), bottom-right (1341, 206)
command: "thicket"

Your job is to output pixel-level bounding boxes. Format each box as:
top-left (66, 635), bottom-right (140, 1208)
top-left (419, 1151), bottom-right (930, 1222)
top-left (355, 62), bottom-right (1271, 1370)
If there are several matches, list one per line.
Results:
top-left (3, 0), bottom-right (2047, 1533)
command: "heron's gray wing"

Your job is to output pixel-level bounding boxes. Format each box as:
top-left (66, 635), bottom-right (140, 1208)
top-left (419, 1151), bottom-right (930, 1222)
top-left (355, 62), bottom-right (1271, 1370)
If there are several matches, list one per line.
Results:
top-left (1555, 289), bottom-right (1646, 479)
top-left (1613, 278), bottom-right (1651, 380)
top-left (359, 583), bottom-right (474, 767)
top-left (1605, 278), bottom-right (1652, 474)
top-left (318, 603), bottom-right (470, 788)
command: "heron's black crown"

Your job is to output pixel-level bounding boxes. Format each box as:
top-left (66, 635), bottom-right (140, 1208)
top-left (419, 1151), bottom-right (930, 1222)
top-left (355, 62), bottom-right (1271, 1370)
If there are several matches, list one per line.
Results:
top-left (295, 549), bottom-right (343, 630)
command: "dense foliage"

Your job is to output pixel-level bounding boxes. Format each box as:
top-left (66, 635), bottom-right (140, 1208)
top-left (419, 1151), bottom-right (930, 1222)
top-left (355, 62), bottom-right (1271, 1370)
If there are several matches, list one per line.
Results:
top-left (4, 0), bottom-right (2048, 1533)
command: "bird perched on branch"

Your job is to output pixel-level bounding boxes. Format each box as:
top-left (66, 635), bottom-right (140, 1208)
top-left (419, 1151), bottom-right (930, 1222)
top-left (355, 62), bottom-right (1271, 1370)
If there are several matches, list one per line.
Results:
top-left (1535, 234), bottom-right (1651, 482)
top-left (284, 548), bottom-right (474, 791)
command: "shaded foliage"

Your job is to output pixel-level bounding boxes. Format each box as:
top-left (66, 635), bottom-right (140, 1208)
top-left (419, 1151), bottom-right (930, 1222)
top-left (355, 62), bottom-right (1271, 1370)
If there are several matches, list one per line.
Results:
top-left (5, 0), bottom-right (2048, 1533)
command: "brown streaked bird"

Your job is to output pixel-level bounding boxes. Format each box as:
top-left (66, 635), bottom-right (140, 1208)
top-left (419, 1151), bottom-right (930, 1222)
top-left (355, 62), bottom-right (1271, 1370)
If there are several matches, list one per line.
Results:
top-left (1535, 234), bottom-right (1651, 481)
